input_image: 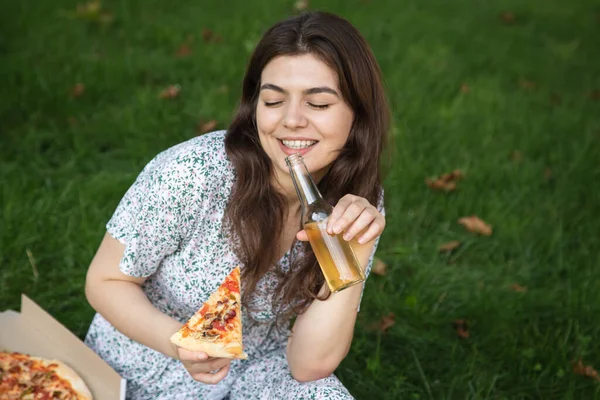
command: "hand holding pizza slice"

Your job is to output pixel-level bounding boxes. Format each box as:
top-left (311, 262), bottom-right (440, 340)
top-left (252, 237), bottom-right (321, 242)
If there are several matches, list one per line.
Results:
top-left (170, 266), bottom-right (248, 360)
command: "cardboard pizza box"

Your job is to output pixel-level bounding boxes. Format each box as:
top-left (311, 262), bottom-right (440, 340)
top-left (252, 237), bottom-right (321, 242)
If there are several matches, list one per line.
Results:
top-left (0, 294), bottom-right (126, 399)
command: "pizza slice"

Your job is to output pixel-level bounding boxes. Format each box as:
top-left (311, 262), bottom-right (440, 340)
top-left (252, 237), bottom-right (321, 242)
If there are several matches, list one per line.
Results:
top-left (0, 351), bottom-right (93, 399)
top-left (170, 266), bottom-right (248, 360)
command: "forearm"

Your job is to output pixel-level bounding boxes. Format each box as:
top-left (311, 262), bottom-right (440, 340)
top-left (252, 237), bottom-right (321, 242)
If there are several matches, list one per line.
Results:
top-left (86, 279), bottom-right (181, 359)
top-left (287, 240), bottom-right (375, 381)
top-left (286, 282), bottom-right (362, 380)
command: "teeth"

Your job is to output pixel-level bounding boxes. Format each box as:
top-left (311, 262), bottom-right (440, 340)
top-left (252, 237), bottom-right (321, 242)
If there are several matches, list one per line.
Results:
top-left (281, 140), bottom-right (317, 149)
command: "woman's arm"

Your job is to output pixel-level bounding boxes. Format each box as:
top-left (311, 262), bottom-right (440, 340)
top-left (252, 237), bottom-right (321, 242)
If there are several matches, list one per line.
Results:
top-left (85, 232), bottom-right (182, 359)
top-left (86, 232), bottom-right (236, 384)
top-left (287, 194), bottom-right (385, 382)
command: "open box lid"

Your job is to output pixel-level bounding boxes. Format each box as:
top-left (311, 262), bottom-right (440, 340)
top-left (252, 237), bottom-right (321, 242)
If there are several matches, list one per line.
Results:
top-left (0, 294), bottom-right (126, 399)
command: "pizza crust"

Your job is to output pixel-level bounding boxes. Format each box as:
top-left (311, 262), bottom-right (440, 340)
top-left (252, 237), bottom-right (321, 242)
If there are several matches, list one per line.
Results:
top-left (50, 359), bottom-right (94, 400)
top-left (170, 331), bottom-right (248, 360)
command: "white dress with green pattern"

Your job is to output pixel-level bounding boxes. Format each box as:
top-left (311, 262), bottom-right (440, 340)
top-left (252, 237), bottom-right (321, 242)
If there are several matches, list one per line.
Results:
top-left (84, 130), bottom-right (383, 399)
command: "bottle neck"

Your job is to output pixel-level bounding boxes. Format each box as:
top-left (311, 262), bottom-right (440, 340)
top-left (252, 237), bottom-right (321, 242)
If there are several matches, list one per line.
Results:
top-left (286, 156), bottom-right (323, 208)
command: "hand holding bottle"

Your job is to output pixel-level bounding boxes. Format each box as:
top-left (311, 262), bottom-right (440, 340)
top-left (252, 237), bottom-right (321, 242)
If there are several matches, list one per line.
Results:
top-left (295, 194), bottom-right (385, 245)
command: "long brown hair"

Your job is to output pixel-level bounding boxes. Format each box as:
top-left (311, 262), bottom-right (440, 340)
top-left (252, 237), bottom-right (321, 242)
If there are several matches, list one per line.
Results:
top-left (224, 11), bottom-right (390, 320)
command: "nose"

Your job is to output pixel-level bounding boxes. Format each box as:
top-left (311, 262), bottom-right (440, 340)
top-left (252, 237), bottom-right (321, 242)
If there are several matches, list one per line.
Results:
top-left (283, 102), bottom-right (308, 130)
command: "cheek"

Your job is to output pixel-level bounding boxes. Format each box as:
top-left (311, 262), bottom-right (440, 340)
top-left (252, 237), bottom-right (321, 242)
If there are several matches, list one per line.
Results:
top-left (256, 107), bottom-right (279, 133)
top-left (317, 110), bottom-right (353, 144)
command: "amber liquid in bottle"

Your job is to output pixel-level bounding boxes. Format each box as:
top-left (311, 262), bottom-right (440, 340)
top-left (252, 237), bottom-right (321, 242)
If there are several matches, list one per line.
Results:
top-left (286, 153), bottom-right (365, 293)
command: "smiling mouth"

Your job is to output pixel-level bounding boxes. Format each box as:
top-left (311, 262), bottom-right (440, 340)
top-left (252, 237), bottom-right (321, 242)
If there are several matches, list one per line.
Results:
top-left (279, 139), bottom-right (318, 150)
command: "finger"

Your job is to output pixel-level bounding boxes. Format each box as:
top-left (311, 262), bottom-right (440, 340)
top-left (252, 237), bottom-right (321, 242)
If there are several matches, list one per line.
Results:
top-left (326, 195), bottom-right (355, 234)
top-left (191, 363), bottom-right (231, 385)
top-left (186, 358), bottom-right (232, 375)
top-left (178, 348), bottom-right (208, 362)
top-left (330, 200), bottom-right (367, 235)
top-left (357, 220), bottom-right (384, 244)
top-left (296, 229), bottom-right (309, 242)
top-left (342, 209), bottom-right (376, 241)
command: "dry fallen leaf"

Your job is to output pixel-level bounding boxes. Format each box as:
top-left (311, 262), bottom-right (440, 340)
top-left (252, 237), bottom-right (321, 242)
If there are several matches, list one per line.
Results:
top-left (460, 83), bottom-right (470, 93)
top-left (198, 120), bottom-right (218, 134)
top-left (454, 319), bottom-right (470, 338)
top-left (426, 169), bottom-right (463, 192)
top-left (589, 90), bottom-right (600, 101)
top-left (70, 83), bottom-right (85, 98)
top-left (216, 84), bottom-right (229, 94)
top-left (159, 85), bottom-right (181, 99)
top-left (519, 79), bottom-right (536, 90)
top-left (500, 12), bottom-right (516, 24)
top-left (176, 44), bottom-right (192, 57)
top-left (379, 313), bottom-right (395, 333)
top-left (294, 0), bottom-right (309, 11)
top-left (202, 28), bottom-right (223, 43)
top-left (458, 215), bottom-right (493, 236)
top-left (549, 93), bottom-right (562, 105)
top-left (74, 1), bottom-right (113, 24)
top-left (371, 258), bottom-right (387, 276)
top-left (544, 167), bottom-right (553, 181)
top-left (439, 241), bottom-right (461, 253)
top-left (511, 283), bottom-right (528, 293)
top-left (573, 359), bottom-right (600, 381)
top-left (510, 150), bottom-right (523, 163)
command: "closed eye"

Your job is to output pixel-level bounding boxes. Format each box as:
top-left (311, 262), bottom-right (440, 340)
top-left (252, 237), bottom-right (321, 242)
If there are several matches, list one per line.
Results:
top-left (264, 101), bottom-right (283, 107)
top-left (309, 103), bottom-right (330, 110)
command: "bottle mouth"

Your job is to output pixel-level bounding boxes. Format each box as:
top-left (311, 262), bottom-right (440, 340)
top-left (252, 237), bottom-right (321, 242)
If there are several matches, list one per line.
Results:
top-left (284, 153), bottom-right (303, 166)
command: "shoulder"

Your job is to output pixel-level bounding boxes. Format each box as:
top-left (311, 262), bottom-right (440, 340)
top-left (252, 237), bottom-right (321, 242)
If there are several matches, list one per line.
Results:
top-left (142, 130), bottom-right (233, 187)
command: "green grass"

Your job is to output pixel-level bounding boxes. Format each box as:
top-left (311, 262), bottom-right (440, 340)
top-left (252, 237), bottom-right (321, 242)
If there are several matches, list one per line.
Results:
top-left (1, 0), bottom-right (599, 398)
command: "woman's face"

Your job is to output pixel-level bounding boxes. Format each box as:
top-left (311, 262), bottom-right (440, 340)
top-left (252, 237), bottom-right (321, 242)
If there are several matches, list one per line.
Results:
top-left (256, 53), bottom-right (354, 184)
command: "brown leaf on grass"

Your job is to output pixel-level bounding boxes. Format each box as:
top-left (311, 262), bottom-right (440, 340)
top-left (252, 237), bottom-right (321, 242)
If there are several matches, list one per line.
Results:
top-left (70, 83), bottom-right (86, 98)
top-left (426, 179), bottom-right (456, 192)
top-left (176, 44), bottom-right (192, 57)
top-left (371, 258), bottom-right (387, 276)
top-left (439, 241), bottom-right (461, 253)
top-left (589, 90), bottom-right (600, 101)
top-left (74, 1), bottom-right (113, 24)
top-left (294, 0), bottom-right (309, 11)
top-left (379, 313), bottom-right (395, 333)
top-left (511, 283), bottom-right (528, 293)
top-left (549, 93), bottom-right (562, 105)
top-left (544, 167), bottom-right (553, 181)
top-left (573, 359), bottom-right (600, 381)
top-left (426, 169), bottom-right (463, 192)
top-left (500, 12), bottom-right (516, 24)
top-left (460, 83), bottom-right (470, 93)
top-left (519, 79), bottom-right (536, 90)
top-left (454, 319), bottom-right (470, 338)
top-left (457, 215), bottom-right (493, 236)
top-left (159, 84), bottom-right (181, 99)
top-left (197, 120), bottom-right (217, 134)
top-left (510, 150), bottom-right (523, 163)
top-left (202, 28), bottom-right (223, 44)
top-left (216, 84), bottom-right (229, 94)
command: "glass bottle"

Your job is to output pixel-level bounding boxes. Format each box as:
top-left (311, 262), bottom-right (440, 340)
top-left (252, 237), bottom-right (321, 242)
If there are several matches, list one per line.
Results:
top-left (285, 153), bottom-right (365, 293)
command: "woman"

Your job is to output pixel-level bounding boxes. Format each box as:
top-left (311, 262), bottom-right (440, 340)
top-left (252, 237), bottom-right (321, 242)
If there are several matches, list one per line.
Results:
top-left (84, 10), bottom-right (389, 399)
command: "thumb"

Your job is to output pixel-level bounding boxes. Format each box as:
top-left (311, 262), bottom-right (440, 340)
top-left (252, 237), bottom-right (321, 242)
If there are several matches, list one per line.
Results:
top-left (296, 229), bottom-right (309, 242)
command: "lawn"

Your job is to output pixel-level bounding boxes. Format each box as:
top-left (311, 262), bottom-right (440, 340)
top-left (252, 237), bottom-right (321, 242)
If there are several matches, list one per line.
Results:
top-left (1, 0), bottom-right (600, 398)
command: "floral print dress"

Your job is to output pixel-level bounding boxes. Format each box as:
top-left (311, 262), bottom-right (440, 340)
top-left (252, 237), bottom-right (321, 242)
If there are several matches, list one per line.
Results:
top-left (84, 130), bottom-right (384, 399)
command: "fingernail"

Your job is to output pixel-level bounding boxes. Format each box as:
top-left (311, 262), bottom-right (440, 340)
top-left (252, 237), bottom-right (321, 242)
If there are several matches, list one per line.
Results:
top-left (196, 353), bottom-right (207, 361)
top-left (333, 224), bottom-right (342, 234)
top-left (358, 236), bottom-right (366, 244)
top-left (343, 233), bottom-right (351, 241)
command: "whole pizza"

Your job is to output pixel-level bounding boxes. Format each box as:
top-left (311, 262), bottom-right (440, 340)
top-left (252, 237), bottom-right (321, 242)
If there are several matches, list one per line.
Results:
top-left (0, 351), bottom-right (92, 399)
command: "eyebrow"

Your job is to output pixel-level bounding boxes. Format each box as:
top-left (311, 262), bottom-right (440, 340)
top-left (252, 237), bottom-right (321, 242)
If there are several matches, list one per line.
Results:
top-left (260, 83), bottom-right (340, 97)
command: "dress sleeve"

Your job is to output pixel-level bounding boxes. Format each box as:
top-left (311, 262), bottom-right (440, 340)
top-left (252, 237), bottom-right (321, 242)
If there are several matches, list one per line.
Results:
top-left (357, 187), bottom-right (385, 312)
top-left (106, 155), bottom-right (193, 278)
